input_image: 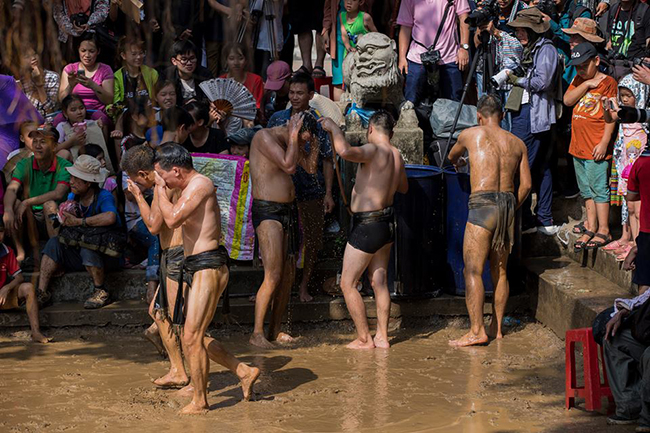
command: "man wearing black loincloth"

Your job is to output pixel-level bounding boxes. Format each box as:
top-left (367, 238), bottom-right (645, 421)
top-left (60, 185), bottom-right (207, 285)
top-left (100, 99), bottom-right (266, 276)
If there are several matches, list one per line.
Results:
top-left (248, 112), bottom-right (320, 349)
top-left (319, 112), bottom-right (408, 349)
top-left (448, 95), bottom-right (532, 348)
top-left (151, 143), bottom-right (260, 415)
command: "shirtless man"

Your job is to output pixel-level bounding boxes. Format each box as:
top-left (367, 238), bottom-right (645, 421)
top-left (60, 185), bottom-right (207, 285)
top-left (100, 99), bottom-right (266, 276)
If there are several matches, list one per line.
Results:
top-left (319, 111), bottom-right (408, 350)
top-left (151, 143), bottom-right (260, 414)
top-left (447, 94), bottom-right (532, 348)
top-left (249, 112), bottom-right (320, 349)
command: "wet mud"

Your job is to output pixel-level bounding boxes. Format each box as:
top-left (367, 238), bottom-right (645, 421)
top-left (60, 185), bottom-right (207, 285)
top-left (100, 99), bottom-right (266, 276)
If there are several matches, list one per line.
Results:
top-left (0, 319), bottom-right (631, 432)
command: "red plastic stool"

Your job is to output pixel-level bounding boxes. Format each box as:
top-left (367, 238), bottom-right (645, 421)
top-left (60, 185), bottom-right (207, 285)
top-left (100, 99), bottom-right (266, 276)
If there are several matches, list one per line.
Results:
top-left (565, 327), bottom-right (615, 411)
top-left (314, 76), bottom-right (334, 99)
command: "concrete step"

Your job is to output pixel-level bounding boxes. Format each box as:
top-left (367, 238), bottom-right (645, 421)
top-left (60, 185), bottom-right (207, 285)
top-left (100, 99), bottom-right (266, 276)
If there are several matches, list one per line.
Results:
top-left (524, 256), bottom-right (629, 339)
top-left (0, 293), bottom-right (530, 328)
top-left (26, 260), bottom-right (340, 303)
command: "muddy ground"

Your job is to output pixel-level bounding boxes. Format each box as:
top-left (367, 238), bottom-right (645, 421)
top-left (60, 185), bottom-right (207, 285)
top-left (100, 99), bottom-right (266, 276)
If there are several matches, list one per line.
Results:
top-left (0, 318), bottom-right (635, 432)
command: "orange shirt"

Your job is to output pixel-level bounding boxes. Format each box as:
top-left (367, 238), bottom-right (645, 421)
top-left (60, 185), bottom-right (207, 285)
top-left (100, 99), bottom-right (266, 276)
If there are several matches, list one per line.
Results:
top-left (568, 74), bottom-right (618, 160)
top-left (220, 73), bottom-right (264, 109)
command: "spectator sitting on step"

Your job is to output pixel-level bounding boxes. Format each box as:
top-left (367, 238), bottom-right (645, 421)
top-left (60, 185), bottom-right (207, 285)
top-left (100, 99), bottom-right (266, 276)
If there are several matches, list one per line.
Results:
top-left (3, 124), bottom-right (72, 271)
top-left (37, 155), bottom-right (121, 310)
top-left (164, 39), bottom-right (212, 105)
top-left (0, 219), bottom-right (50, 343)
top-left (222, 126), bottom-right (261, 158)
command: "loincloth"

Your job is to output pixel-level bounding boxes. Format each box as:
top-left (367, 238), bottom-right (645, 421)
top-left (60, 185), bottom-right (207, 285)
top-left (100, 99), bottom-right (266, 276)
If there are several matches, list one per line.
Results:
top-left (467, 191), bottom-right (516, 252)
top-left (348, 207), bottom-right (395, 254)
top-left (171, 246), bottom-right (230, 331)
top-left (154, 245), bottom-right (184, 319)
top-left (252, 199), bottom-right (299, 256)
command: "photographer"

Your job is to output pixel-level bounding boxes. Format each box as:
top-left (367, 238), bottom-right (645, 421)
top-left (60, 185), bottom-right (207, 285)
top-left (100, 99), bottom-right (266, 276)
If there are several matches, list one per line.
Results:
top-left (507, 8), bottom-right (561, 236)
top-left (52, 0), bottom-right (110, 44)
top-left (397, 0), bottom-right (471, 104)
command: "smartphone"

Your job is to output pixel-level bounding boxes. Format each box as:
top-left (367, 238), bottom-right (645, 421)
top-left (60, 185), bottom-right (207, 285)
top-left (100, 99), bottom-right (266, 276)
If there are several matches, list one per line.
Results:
top-left (77, 68), bottom-right (85, 77)
top-left (602, 99), bottom-right (612, 110)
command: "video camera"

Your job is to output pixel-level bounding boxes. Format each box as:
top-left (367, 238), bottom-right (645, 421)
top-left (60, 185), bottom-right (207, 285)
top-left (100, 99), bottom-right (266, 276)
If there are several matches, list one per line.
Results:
top-left (607, 50), bottom-right (650, 69)
top-left (535, 0), bottom-right (557, 19)
top-left (465, 0), bottom-right (499, 27)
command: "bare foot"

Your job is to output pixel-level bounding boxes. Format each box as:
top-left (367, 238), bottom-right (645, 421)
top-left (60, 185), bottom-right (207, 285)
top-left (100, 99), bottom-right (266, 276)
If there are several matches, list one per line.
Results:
top-left (179, 400), bottom-right (208, 415)
top-left (486, 320), bottom-right (503, 340)
top-left (175, 384), bottom-right (194, 398)
top-left (299, 290), bottom-right (313, 303)
top-left (144, 324), bottom-right (166, 358)
top-left (31, 332), bottom-right (51, 343)
top-left (240, 366), bottom-right (261, 401)
top-left (274, 332), bottom-right (295, 344)
top-left (449, 330), bottom-right (489, 347)
top-left (153, 371), bottom-right (189, 388)
top-left (249, 333), bottom-right (275, 349)
top-left (346, 338), bottom-right (375, 350)
top-left (373, 335), bottom-right (390, 349)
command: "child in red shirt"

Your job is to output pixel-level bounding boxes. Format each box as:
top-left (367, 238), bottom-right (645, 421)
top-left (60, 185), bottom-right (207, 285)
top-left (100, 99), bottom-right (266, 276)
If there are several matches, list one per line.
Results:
top-left (0, 220), bottom-right (50, 343)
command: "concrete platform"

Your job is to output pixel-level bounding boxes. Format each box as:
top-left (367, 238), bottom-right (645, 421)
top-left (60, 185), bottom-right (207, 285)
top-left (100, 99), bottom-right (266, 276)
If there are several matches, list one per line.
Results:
top-left (0, 293), bottom-right (530, 328)
top-left (525, 256), bottom-right (629, 339)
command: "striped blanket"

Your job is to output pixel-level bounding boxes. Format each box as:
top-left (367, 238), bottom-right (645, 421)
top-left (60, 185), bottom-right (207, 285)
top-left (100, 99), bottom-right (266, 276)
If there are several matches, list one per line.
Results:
top-left (192, 153), bottom-right (255, 261)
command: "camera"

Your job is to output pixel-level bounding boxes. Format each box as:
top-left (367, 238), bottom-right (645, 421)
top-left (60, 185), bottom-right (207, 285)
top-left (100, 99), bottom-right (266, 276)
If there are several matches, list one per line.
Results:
top-left (465, 0), bottom-right (499, 27)
top-left (490, 66), bottom-right (525, 88)
top-left (608, 50), bottom-right (650, 69)
top-left (535, 0), bottom-right (557, 18)
top-left (70, 13), bottom-right (89, 27)
top-left (421, 47), bottom-right (442, 70)
top-left (617, 106), bottom-right (650, 123)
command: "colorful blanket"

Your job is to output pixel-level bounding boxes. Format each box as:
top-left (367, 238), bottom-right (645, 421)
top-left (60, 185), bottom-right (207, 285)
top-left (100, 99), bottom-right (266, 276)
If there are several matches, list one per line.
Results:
top-left (192, 153), bottom-right (255, 261)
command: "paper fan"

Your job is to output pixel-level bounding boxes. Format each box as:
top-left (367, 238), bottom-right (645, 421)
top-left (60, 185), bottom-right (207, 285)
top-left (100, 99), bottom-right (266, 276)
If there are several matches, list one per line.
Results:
top-left (199, 78), bottom-right (257, 121)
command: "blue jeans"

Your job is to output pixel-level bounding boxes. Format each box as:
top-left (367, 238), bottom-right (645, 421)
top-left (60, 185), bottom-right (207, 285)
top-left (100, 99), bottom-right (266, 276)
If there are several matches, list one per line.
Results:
top-left (129, 220), bottom-right (160, 282)
top-left (511, 104), bottom-right (554, 227)
top-left (404, 60), bottom-right (463, 105)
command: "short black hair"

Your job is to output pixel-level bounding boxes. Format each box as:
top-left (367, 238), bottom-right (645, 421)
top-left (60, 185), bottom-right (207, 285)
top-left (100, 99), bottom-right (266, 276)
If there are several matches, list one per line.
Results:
top-left (122, 144), bottom-right (155, 174)
top-left (61, 94), bottom-right (85, 111)
top-left (154, 142), bottom-right (194, 171)
top-left (477, 94), bottom-right (503, 117)
top-left (289, 72), bottom-right (315, 93)
top-left (84, 144), bottom-right (104, 159)
top-left (184, 100), bottom-right (210, 126)
top-left (75, 32), bottom-right (100, 52)
top-left (369, 110), bottom-right (395, 135)
top-left (162, 106), bottom-right (195, 133)
top-left (300, 112), bottom-right (318, 137)
top-left (171, 39), bottom-right (198, 58)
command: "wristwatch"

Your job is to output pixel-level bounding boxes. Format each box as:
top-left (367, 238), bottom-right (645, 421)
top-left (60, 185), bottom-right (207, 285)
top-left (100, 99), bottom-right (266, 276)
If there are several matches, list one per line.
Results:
top-left (460, 44), bottom-right (470, 51)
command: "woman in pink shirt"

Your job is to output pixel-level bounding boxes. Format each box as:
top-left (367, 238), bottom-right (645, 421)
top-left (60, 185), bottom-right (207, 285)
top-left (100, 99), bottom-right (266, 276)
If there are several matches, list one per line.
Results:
top-left (59, 33), bottom-right (114, 128)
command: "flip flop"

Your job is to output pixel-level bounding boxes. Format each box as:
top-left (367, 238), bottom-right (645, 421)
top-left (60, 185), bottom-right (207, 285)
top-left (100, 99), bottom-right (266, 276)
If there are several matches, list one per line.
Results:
top-left (603, 240), bottom-right (626, 251)
top-left (574, 230), bottom-right (595, 253)
top-left (312, 66), bottom-right (326, 78)
top-left (296, 65), bottom-right (312, 76)
top-left (572, 221), bottom-right (587, 234)
top-left (616, 244), bottom-right (634, 261)
top-left (585, 233), bottom-right (613, 250)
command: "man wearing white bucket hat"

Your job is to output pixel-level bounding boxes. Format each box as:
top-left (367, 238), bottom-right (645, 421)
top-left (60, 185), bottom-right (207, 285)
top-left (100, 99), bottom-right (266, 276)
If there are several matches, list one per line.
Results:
top-left (38, 155), bottom-right (122, 310)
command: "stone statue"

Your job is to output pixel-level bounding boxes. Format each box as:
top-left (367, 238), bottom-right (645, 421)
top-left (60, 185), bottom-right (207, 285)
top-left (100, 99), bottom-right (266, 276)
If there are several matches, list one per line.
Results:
top-left (339, 32), bottom-right (422, 163)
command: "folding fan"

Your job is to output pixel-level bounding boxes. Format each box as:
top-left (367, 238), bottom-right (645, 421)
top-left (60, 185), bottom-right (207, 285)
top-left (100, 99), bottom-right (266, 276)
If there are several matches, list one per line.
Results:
top-left (199, 78), bottom-right (257, 121)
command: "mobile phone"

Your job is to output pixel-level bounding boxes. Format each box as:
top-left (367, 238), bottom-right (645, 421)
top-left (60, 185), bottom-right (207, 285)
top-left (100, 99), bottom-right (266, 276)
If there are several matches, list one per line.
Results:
top-left (602, 99), bottom-right (612, 110)
top-left (77, 68), bottom-right (85, 77)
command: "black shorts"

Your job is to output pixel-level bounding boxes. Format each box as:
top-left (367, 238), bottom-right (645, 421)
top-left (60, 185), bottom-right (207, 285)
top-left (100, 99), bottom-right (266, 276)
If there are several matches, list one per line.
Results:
top-left (288, 0), bottom-right (324, 34)
top-left (634, 232), bottom-right (650, 287)
top-left (348, 208), bottom-right (395, 255)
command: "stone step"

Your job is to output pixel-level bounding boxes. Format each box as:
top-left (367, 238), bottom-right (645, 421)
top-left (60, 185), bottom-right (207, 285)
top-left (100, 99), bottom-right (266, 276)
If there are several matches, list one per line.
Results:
top-left (26, 260), bottom-right (340, 303)
top-left (0, 293), bottom-right (530, 328)
top-left (524, 256), bottom-right (629, 339)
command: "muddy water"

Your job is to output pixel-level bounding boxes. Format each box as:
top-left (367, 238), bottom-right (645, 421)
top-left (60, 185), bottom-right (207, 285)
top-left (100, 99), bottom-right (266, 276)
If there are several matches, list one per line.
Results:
top-left (0, 320), bottom-right (629, 432)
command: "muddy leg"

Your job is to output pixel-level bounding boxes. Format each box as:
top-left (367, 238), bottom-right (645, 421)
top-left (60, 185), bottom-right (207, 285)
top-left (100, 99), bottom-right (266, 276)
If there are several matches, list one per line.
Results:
top-left (487, 248), bottom-right (509, 339)
top-left (268, 250), bottom-right (295, 343)
top-left (367, 243), bottom-right (392, 349)
top-left (152, 279), bottom-right (188, 387)
top-left (18, 282), bottom-right (50, 343)
top-left (179, 268), bottom-right (224, 415)
top-left (38, 253), bottom-right (61, 293)
top-left (251, 220), bottom-right (284, 349)
top-left (204, 336), bottom-right (260, 401)
top-left (340, 243), bottom-right (375, 349)
top-left (449, 223), bottom-right (491, 348)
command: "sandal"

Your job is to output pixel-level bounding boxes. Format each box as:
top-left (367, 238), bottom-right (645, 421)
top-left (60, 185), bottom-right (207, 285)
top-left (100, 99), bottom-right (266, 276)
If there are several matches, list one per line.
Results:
top-left (616, 244), bottom-right (634, 262)
top-left (296, 65), bottom-right (312, 76)
top-left (312, 66), bottom-right (326, 78)
top-left (585, 233), bottom-right (613, 250)
top-left (572, 221), bottom-right (587, 234)
top-left (574, 230), bottom-right (595, 253)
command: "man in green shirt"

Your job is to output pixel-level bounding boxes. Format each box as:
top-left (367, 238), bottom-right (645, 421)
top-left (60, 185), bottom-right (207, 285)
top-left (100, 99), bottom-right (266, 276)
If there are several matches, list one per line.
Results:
top-left (3, 124), bottom-right (71, 269)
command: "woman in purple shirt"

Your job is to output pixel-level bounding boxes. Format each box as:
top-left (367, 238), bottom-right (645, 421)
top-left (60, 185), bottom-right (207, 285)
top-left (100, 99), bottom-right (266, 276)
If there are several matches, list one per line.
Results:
top-left (59, 33), bottom-right (114, 129)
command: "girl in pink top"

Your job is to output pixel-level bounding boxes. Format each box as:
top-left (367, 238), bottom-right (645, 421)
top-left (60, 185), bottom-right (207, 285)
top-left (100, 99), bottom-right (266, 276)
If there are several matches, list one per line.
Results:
top-left (59, 33), bottom-right (114, 128)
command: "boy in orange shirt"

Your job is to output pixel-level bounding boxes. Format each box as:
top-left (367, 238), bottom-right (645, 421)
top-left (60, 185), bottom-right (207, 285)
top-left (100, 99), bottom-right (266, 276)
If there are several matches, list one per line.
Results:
top-left (563, 42), bottom-right (618, 251)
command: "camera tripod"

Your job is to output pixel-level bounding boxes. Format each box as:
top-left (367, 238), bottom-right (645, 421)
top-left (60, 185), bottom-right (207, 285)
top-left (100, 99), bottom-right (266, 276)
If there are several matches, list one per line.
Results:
top-left (238, 0), bottom-right (279, 61)
top-left (437, 29), bottom-right (495, 166)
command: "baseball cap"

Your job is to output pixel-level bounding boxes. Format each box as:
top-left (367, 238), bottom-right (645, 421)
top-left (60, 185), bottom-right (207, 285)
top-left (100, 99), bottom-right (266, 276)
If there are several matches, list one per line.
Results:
top-left (28, 124), bottom-right (60, 141)
top-left (265, 61), bottom-right (292, 91)
top-left (568, 42), bottom-right (598, 67)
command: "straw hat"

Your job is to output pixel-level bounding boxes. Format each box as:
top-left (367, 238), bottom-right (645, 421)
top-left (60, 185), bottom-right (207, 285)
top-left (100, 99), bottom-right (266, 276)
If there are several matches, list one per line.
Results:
top-left (509, 8), bottom-right (551, 34)
top-left (562, 18), bottom-right (604, 43)
top-left (66, 155), bottom-right (108, 184)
